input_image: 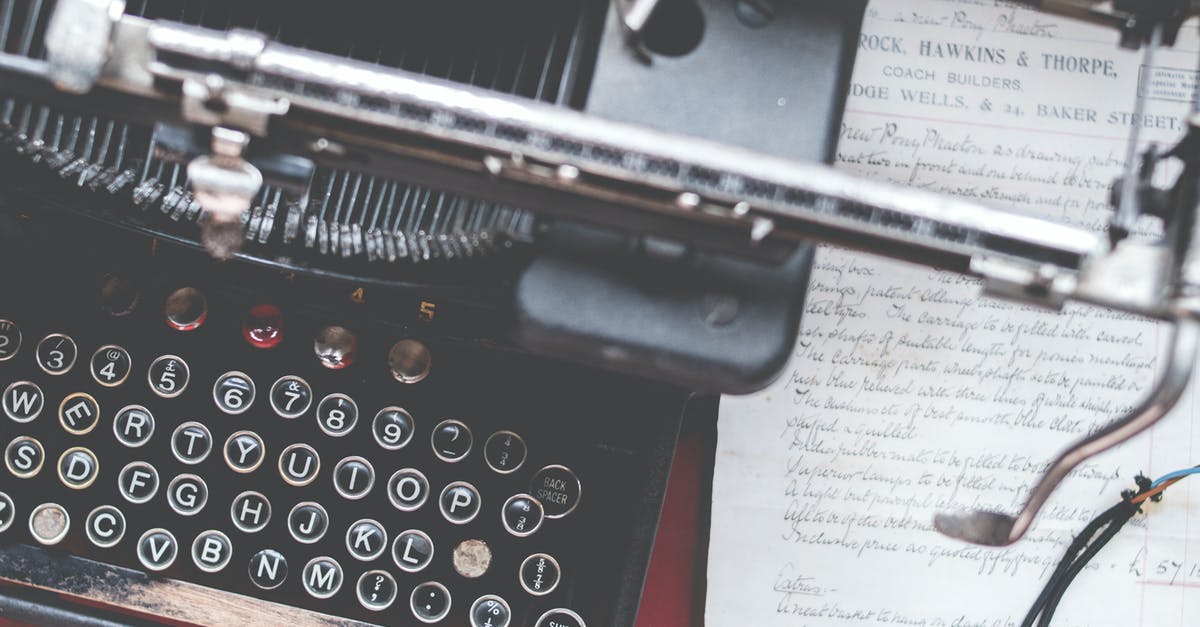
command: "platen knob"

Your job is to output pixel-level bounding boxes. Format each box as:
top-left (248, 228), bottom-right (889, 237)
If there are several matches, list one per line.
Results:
top-left (388, 339), bottom-right (431, 384)
top-left (314, 325), bottom-right (356, 370)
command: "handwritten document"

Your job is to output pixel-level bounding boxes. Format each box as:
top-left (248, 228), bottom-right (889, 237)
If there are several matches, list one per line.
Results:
top-left (708, 2), bottom-right (1200, 626)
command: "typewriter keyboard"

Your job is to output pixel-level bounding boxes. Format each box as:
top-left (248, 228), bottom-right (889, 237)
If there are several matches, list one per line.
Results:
top-left (0, 252), bottom-right (682, 626)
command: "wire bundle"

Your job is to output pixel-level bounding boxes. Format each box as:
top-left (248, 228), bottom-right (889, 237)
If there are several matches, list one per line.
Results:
top-left (1019, 466), bottom-right (1200, 627)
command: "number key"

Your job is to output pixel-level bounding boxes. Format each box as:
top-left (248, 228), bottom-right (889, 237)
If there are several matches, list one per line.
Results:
top-left (90, 345), bottom-right (131, 387)
top-left (213, 372), bottom-right (255, 414)
top-left (316, 394), bottom-right (357, 437)
top-left (270, 375), bottom-right (312, 419)
top-left (0, 320), bottom-right (20, 361)
top-left (148, 355), bottom-right (189, 398)
top-left (36, 334), bottom-right (77, 375)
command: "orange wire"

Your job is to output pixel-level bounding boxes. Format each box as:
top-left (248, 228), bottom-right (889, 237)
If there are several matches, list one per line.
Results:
top-left (1132, 477), bottom-right (1183, 504)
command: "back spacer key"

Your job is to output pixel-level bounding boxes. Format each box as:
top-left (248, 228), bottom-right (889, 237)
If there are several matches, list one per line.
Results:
top-left (530, 465), bottom-right (581, 518)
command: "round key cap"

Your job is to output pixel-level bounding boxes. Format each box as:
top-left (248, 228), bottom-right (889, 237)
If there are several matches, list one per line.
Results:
top-left (520, 554), bottom-right (561, 596)
top-left (535, 609), bottom-right (586, 627)
top-left (452, 539), bottom-right (492, 579)
top-left (167, 474), bottom-right (208, 516)
top-left (333, 456), bottom-right (375, 500)
top-left (3, 381), bottom-right (44, 423)
top-left (410, 582), bottom-right (451, 623)
top-left (279, 444), bottom-right (320, 486)
top-left (164, 287), bottom-right (207, 331)
top-left (223, 431), bottom-right (265, 473)
top-left (388, 339), bottom-right (431, 383)
top-left (373, 406), bottom-right (415, 450)
top-left (243, 303), bottom-right (283, 349)
top-left (314, 325), bottom-right (356, 370)
top-left (345, 518), bottom-right (387, 561)
top-left (484, 431), bottom-right (526, 474)
top-left (85, 505), bottom-right (125, 548)
top-left (316, 393), bottom-right (358, 437)
top-left (530, 465), bottom-right (582, 518)
top-left (357, 570), bottom-right (398, 612)
top-left (58, 447), bottom-right (99, 490)
top-left (113, 405), bottom-right (155, 448)
top-left (171, 422), bottom-right (212, 464)
top-left (29, 503), bottom-right (69, 546)
top-left (501, 494), bottom-right (544, 537)
top-left (431, 419), bottom-right (472, 462)
top-left (269, 375), bottom-right (312, 419)
top-left (36, 333), bottom-right (77, 375)
top-left (118, 461), bottom-right (159, 504)
top-left (440, 481), bottom-right (481, 524)
top-left (213, 371), bottom-right (255, 414)
top-left (392, 529), bottom-right (434, 573)
top-left (148, 355), bottom-right (189, 398)
top-left (388, 468), bottom-right (429, 512)
top-left (302, 556), bottom-right (344, 599)
top-left (98, 274), bottom-right (139, 317)
top-left (0, 320), bottom-right (21, 361)
top-left (90, 345), bottom-right (131, 387)
top-left (0, 492), bottom-right (14, 533)
top-left (231, 491), bottom-right (271, 533)
top-left (470, 595), bottom-right (511, 627)
top-left (137, 528), bottom-right (178, 571)
top-left (249, 549), bottom-right (288, 590)
top-left (59, 392), bottom-right (100, 435)
top-left (192, 530), bottom-right (233, 573)
top-left (5, 436), bottom-right (44, 478)
top-left (288, 501), bottom-right (329, 544)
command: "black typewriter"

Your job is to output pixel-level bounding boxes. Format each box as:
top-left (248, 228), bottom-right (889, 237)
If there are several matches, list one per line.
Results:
top-left (0, 0), bottom-right (863, 624)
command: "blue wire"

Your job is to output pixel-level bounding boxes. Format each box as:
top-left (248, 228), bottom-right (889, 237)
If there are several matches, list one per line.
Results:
top-left (1151, 466), bottom-right (1200, 488)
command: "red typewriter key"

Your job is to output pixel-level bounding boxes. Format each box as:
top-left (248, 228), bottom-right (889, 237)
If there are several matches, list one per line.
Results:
top-left (244, 304), bottom-right (284, 349)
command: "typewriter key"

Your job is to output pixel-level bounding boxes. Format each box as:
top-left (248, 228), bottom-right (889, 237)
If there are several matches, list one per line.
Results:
top-left (345, 518), bottom-right (387, 561)
top-left (535, 609), bottom-right (586, 627)
top-left (531, 465), bottom-right (581, 518)
top-left (113, 405), bottom-right (155, 448)
top-left (357, 570), bottom-right (398, 611)
top-left (279, 444), bottom-right (320, 486)
top-left (164, 287), bottom-right (207, 331)
top-left (58, 447), bottom-right (99, 490)
top-left (333, 456), bottom-right (375, 500)
top-left (484, 430), bottom-right (526, 474)
top-left (0, 320), bottom-right (21, 360)
top-left (440, 481), bottom-right (481, 525)
top-left (287, 501), bottom-right (329, 544)
top-left (387, 338), bottom-right (431, 384)
top-left (316, 393), bottom-right (358, 437)
top-left (223, 431), bottom-right (265, 473)
top-left (5, 435), bottom-right (45, 478)
top-left (231, 491), bottom-right (272, 533)
top-left (469, 594), bottom-right (511, 627)
top-left (387, 468), bottom-right (429, 511)
top-left (98, 275), bottom-right (139, 317)
top-left (269, 375), bottom-right (312, 419)
top-left (90, 345), bottom-right (131, 387)
top-left (35, 333), bottom-right (76, 375)
top-left (373, 406), bottom-right (415, 450)
top-left (244, 304), bottom-right (284, 349)
top-left (29, 503), bottom-right (69, 546)
top-left (452, 539), bottom-right (492, 579)
top-left (213, 371), bottom-right (255, 415)
top-left (392, 529), bottom-right (434, 573)
top-left (248, 549), bottom-right (288, 590)
top-left (410, 581), bottom-right (451, 623)
top-left (167, 474), bottom-right (208, 516)
top-left (520, 554), bottom-right (561, 596)
top-left (314, 325), bottom-right (356, 370)
top-left (58, 392), bottom-right (99, 435)
top-left (3, 381), bottom-right (44, 423)
top-left (192, 530), bottom-right (233, 573)
top-left (147, 355), bottom-right (189, 398)
top-left (0, 492), bottom-right (13, 533)
top-left (501, 494), bottom-right (544, 537)
top-left (171, 422), bottom-right (213, 464)
top-left (137, 528), bottom-right (178, 571)
top-left (302, 556), bottom-right (344, 599)
top-left (431, 419), bottom-right (472, 462)
top-left (85, 505), bottom-right (125, 548)
top-left (118, 461), bottom-right (159, 504)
